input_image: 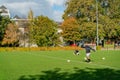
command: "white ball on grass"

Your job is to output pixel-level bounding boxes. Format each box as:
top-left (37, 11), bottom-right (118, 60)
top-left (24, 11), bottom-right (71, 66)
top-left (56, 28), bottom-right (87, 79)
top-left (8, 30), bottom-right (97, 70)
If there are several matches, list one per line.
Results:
top-left (102, 57), bottom-right (105, 60)
top-left (67, 59), bottom-right (70, 62)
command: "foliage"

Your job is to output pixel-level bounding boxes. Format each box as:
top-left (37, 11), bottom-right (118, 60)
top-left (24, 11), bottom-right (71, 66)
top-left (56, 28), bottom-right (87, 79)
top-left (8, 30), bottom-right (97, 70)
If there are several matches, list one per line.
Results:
top-left (30, 16), bottom-right (60, 47)
top-left (63, 0), bottom-right (120, 41)
top-left (63, 0), bottom-right (96, 20)
top-left (61, 17), bottom-right (81, 42)
top-left (28, 8), bottom-right (34, 20)
top-left (80, 22), bottom-right (98, 41)
top-left (116, 23), bottom-right (120, 39)
top-left (99, 16), bottom-right (118, 39)
top-left (107, 0), bottom-right (120, 19)
top-left (0, 16), bottom-right (11, 45)
top-left (0, 46), bottom-right (82, 51)
top-left (1, 23), bottom-right (19, 47)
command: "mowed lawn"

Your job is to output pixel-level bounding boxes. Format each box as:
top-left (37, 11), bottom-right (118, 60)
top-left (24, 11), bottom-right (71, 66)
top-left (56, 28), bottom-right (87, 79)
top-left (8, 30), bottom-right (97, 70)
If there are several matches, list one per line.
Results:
top-left (0, 50), bottom-right (120, 80)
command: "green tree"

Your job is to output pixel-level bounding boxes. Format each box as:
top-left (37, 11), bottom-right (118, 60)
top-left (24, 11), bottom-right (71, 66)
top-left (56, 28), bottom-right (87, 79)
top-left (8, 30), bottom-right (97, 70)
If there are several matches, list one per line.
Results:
top-left (63, 0), bottom-right (120, 41)
top-left (99, 16), bottom-right (118, 39)
top-left (114, 19), bottom-right (120, 39)
top-left (116, 24), bottom-right (120, 40)
top-left (63, 0), bottom-right (96, 21)
top-left (61, 17), bottom-right (81, 43)
top-left (106, 0), bottom-right (120, 19)
top-left (28, 8), bottom-right (34, 20)
top-left (27, 9), bottom-right (34, 47)
top-left (30, 16), bottom-right (59, 46)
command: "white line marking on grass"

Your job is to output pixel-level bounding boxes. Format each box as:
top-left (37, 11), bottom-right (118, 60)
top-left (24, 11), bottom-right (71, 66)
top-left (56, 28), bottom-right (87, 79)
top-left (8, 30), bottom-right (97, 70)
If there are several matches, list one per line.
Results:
top-left (28, 53), bottom-right (119, 69)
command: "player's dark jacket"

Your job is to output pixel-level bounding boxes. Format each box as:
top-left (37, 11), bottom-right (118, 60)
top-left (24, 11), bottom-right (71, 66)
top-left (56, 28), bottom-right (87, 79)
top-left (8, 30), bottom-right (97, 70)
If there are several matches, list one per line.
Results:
top-left (82, 45), bottom-right (95, 53)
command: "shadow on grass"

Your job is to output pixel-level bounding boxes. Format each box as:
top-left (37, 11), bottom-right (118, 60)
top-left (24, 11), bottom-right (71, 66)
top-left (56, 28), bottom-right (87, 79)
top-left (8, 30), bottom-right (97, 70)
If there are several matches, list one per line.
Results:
top-left (18, 67), bottom-right (120, 80)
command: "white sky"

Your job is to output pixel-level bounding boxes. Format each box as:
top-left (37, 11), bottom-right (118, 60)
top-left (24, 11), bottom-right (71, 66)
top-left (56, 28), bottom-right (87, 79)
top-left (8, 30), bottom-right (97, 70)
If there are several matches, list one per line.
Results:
top-left (0, 0), bottom-right (66, 22)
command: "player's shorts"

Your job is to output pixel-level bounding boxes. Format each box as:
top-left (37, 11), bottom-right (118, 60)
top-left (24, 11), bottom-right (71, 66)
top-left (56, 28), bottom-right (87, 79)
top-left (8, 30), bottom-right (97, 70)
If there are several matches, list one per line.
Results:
top-left (86, 53), bottom-right (91, 57)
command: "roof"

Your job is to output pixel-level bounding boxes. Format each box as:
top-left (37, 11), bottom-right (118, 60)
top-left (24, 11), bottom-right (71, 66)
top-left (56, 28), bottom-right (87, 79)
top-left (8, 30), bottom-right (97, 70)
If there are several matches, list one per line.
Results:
top-left (56, 21), bottom-right (62, 26)
top-left (0, 5), bottom-right (7, 9)
top-left (13, 15), bottom-right (21, 19)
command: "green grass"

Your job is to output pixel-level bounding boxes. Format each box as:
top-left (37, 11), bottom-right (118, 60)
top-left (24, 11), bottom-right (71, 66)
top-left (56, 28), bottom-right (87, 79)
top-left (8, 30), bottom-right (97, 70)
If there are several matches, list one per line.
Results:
top-left (0, 50), bottom-right (120, 80)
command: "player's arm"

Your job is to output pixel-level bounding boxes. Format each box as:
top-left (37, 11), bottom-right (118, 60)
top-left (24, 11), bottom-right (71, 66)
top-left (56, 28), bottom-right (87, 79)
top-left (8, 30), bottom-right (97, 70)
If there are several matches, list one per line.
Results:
top-left (91, 48), bottom-right (95, 52)
top-left (89, 46), bottom-right (95, 52)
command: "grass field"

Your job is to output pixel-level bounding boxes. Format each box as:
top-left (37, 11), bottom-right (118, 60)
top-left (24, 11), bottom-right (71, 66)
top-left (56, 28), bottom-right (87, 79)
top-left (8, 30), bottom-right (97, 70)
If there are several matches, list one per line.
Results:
top-left (0, 50), bottom-right (120, 80)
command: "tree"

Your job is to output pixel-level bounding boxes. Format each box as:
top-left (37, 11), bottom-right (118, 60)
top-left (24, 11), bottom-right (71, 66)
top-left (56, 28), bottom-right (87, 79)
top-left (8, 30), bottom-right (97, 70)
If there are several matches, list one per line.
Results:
top-left (63, 0), bottom-right (96, 21)
top-left (1, 23), bottom-right (19, 47)
top-left (116, 24), bottom-right (120, 40)
top-left (28, 8), bottom-right (34, 20)
top-left (0, 16), bottom-right (11, 46)
top-left (114, 19), bottom-right (120, 39)
top-left (61, 17), bottom-right (81, 44)
top-left (99, 16), bottom-right (118, 39)
top-left (63, 0), bottom-right (120, 42)
top-left (106, 0), bottom-right (120, 19)
top-left (30, 16), bottom-right (59, 47)
top-left (27, 9), bottom-right (34, 47)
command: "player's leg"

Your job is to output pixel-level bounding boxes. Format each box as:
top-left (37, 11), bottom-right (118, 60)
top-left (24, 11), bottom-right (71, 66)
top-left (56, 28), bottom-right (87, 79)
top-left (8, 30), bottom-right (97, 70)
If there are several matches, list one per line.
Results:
top-left (73, 50), bottom-right (79, 55)
top-left (86, 53), bottom-right (91, 62)
top-left (76, 50), bottom-right (79, 55)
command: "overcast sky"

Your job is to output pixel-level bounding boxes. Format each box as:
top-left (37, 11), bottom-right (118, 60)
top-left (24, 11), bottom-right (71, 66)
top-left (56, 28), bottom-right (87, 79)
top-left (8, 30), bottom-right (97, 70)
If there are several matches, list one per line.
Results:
top-left (0, 0), bottom-right (66, 22)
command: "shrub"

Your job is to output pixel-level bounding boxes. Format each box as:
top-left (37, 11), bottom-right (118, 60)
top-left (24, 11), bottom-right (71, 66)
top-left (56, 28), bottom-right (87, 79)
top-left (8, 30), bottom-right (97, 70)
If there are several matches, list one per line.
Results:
top-left (0, 46), bottom-right (83, 51)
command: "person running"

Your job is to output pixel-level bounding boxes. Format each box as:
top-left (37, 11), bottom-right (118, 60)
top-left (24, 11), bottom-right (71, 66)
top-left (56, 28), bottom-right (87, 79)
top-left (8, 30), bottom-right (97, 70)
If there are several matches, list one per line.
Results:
top-left (82, 45), bottom-right (95, 62)
top-left (73, 42), bottom-right (80, 55)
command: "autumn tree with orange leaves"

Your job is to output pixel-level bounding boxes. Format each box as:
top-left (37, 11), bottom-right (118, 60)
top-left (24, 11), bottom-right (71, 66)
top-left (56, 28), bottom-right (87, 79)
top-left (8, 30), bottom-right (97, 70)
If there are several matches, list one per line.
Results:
top-left (2, 23), bottom-right (19, 47)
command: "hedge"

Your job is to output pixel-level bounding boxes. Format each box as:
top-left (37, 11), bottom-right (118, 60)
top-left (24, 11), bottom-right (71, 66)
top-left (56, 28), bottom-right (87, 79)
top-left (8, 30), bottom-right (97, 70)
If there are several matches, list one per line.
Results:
top-left (0, 46), bottom-right (83, 51)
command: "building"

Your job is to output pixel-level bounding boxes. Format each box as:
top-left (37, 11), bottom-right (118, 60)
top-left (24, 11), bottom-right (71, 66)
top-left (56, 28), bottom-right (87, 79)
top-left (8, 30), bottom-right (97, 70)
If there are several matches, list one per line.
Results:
top-left (0, 5), bottom-right (10, 18)
top-left (11, 15), bottom-right (31, 47)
